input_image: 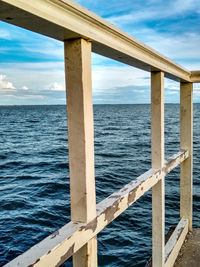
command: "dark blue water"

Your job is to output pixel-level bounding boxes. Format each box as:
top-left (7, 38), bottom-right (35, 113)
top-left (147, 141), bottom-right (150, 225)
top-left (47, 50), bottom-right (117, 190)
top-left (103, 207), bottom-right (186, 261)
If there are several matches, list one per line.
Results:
top-left (0, 104), bottom-right (200, 267)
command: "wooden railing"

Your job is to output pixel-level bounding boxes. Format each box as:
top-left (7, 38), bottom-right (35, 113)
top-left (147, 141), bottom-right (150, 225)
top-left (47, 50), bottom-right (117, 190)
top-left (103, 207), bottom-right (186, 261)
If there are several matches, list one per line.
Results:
top-left (0, 0), bottom-right (199, 266)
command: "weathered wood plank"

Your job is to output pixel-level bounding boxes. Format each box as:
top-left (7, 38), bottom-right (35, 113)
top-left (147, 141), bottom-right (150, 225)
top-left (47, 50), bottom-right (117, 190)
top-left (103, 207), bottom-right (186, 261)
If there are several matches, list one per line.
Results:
top-left (164, 149), bottom-right (189, 174)
top-left (180, 82), bottom-right (193, 231)
top-left (174, 228), bottom-right (200, 266)
top-left (164, 218), bottom-right (188, 267)
top-left (151, 71), bottom-right (165, 267)
top-left (4, 150), bottom-right (188, 267)
top-left (0, 0), bottom-right (191, 82)
top-left (64, 38), bottom-right (97, 267)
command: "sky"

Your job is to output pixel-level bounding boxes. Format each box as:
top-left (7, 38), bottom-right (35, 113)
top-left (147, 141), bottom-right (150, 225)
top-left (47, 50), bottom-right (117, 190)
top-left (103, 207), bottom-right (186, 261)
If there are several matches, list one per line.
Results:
top-left (0, 0), bottom-right (200, 105)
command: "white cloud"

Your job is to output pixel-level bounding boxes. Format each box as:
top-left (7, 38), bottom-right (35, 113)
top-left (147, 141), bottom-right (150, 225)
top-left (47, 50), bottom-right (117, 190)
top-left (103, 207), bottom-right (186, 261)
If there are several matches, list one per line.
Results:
top-left (167, 91), bottom-right (178, 95)
top-left (92, 65), bottom-right (150, 91)
top-left (23, 41), bottom-right (64, 59)
top-left (21, 85), bottom-right (29, 90)
top-left (146, 32), bottom-right (200, 62)
top-left (50, 82), bottom-right (65, 91)
top-left (119, 27), bottom-right (200, 69)
top-left (104, 1), bottom-right (200, 69)
top-left (108, 0), bottom-right (199, 25)
top-left (15, 94), bottom-right (44, 99)
top-left (167, 85), bottom-right (179, 91)
top-left (0, 62), bottom-right (65, 92)
top-left (172, 0), bottom-right (199, 13)
top-left (0, 74), bottom-right (15, 90)
top-left (0, 29), bottom-right (10, 39)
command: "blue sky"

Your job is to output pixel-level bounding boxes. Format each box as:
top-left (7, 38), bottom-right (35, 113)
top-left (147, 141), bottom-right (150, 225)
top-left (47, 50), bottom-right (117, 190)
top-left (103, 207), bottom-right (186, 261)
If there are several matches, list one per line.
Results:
top-left (0, 0), bottom-right (199, 104)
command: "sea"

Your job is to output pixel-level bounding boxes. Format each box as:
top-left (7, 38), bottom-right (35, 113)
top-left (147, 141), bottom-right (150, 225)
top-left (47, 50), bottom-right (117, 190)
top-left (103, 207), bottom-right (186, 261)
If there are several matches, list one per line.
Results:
top-left (0, 104), bottom-right (200, 267)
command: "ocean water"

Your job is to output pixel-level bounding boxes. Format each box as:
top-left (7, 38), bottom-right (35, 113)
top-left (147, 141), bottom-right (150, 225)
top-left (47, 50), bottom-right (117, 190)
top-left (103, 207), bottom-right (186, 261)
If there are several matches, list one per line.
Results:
top-left (0, 104), bottom-right (200, 267)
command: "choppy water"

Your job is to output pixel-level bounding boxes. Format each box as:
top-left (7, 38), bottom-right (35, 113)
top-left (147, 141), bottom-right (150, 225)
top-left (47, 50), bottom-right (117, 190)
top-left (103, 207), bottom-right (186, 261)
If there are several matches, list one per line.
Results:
top-left (0, 104), bottom-right (200, 267)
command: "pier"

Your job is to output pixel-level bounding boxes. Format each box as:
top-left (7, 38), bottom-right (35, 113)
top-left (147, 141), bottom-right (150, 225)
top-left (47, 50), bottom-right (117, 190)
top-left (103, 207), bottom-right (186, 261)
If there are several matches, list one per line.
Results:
top-left (0, 0), bottom-right (200, 266)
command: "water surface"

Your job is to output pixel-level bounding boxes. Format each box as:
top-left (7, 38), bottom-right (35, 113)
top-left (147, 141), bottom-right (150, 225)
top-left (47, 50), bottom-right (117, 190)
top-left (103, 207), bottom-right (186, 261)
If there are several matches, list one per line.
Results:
top-left (0, 104), bottom-right (199, 266)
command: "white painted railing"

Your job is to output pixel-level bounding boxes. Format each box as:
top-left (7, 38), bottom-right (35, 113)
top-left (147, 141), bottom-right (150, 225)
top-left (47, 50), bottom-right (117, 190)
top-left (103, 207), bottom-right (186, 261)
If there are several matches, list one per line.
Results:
top-left (0, 0), bottom-right (199, 266)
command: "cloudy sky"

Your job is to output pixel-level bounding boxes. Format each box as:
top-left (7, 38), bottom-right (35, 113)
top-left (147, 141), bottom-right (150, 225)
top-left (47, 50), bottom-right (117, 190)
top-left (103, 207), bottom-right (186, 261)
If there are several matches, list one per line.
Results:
top-left (0, 0), bottom-right (200, 105)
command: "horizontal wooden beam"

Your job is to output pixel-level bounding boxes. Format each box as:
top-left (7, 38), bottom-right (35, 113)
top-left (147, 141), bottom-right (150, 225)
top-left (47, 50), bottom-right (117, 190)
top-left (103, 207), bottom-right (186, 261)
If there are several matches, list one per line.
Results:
top-left (164, 149), bottom-right (189, 174)
top-left (0, 0), bottom-right (191, 82)
top-left (5, 150), bottom-right (188, 267)
top-left (164, 218), bottom-right (188, 267)
top-left (191, 71), bottom-right (200, 83)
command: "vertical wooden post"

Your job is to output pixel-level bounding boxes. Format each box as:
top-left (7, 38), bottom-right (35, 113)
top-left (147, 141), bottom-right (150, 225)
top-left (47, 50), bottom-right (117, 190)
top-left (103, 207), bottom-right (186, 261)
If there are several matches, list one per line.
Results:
top-left (180, 82), bottom-right (193, 231)
top-left (151, 71), bottom-right (165, 267)
top-left (64, 38), bottom-right (97, 267)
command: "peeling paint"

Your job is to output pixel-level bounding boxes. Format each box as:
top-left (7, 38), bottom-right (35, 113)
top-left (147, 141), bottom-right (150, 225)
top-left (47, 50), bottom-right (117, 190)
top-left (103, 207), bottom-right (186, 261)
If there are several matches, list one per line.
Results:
top-left (27, 258), bottom-right (40, 267)
top-left (51, 230), bottom-right (59, 239)
top-left (163, 150), bottom-right (188, 174)
top-left (165, 218), bottom-right (188, 262)
top-left (130, 180), bottom-right (138, 185)
top-left (109, 194), bottom-right (121, 199)
top-left (104, 202), bottom-right (120, 223)
top-left (80, 217), bottom-right (98, 232)
top-left (128, 189), bottom-right (137, 205)
top-left (85, 217), bottom-right (98, 232)
top-left (121, 187), bottom-right (128, 192)
top-left (55, 244), bottom-right (75, 267)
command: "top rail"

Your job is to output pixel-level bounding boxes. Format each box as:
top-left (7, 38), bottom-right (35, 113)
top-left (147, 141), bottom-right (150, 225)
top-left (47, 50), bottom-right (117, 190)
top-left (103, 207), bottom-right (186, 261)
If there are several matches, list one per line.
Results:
top-left (191, 71), bottom-right (200, 83)
top-left (0, 0), bottom-right (197, 83)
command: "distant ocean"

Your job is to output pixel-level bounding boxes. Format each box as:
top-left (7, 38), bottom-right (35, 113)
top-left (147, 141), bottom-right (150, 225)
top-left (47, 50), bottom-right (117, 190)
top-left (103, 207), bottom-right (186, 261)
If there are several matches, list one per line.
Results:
top-left (0, 104), bottom-right (200, 267)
